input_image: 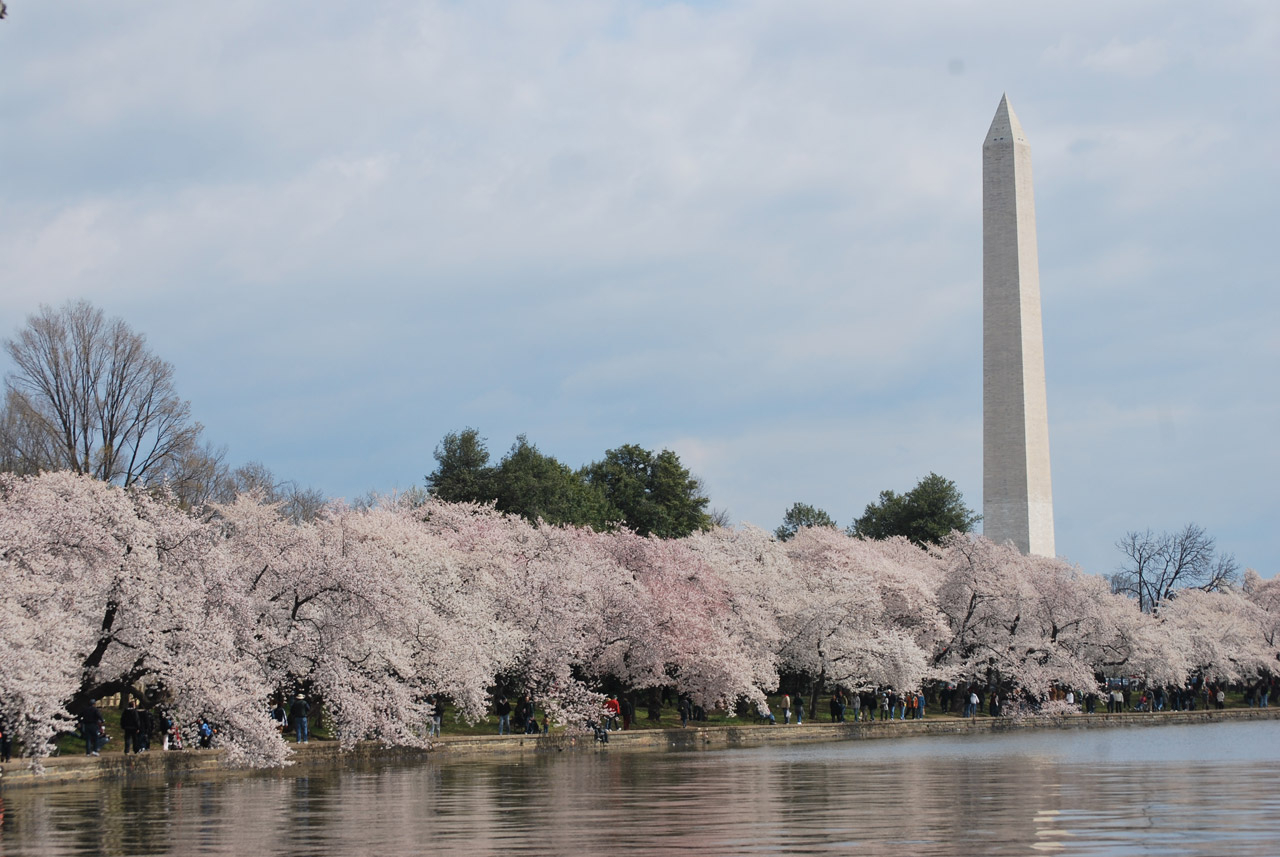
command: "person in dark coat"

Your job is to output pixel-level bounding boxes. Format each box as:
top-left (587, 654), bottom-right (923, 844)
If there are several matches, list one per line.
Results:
top-left (620, 695), bottom-right (634, 730)
top-left (121, 699), bottom-right (143, 754)
top-left (0, 714), bottom-right (12, 763)
top-left (81, 701), bottom-right (104, 756)
top-left (516, 694), bottom-right (536, 734)
top-left (289, 694), bottom-right (311, 743)
top-left (271, 701), bottom-right (287, 734)
top-left (494, 696), bottom-right (511, 735)
top-left (140, 705), bottom-right (155, 751)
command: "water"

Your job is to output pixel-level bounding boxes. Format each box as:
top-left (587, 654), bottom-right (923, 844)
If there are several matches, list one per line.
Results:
top-left (2, 721), bottom-right (1278, 856)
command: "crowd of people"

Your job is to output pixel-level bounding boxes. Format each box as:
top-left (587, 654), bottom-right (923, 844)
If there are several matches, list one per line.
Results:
top-left (578, 676), bottom-right (1280, 735)
top-left (11, 673), bottom-right (1273, 764)
top-left (65, 693), bottom-right (319, 757)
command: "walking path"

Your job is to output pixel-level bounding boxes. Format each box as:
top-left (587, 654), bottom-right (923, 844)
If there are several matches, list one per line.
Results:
top-left (4, 707), bottom-right (1278, 790)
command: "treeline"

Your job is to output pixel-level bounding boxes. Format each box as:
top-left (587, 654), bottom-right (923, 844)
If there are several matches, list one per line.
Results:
top-left (0, 302), bottom-right (722, 537)
top-left (2, 470), bottom-right (1277, 768)
top-left (425, 429), bottom-right (714, 537)
top-left (0, 300), bottom-right (982, 549)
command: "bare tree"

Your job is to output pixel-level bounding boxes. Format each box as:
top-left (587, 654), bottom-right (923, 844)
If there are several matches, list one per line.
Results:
top-left (1110, 523), bottom-right (1239, 613)
top-left (167, 440), bottom-right (232, 509)
top-left (0, 389), bottom-right (59, 475)
top-left (218, 460), bottom-right (327, 523)
top-left (3, 300), bottom-right (202, 488)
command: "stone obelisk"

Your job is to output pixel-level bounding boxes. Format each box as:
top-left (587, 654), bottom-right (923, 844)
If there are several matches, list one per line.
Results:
top-left (983, 94), bottom-right (1055, 557)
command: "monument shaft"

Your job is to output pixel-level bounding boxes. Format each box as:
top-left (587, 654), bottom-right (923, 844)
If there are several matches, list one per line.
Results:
top-left (982, 95), bottom-right (1055, 557)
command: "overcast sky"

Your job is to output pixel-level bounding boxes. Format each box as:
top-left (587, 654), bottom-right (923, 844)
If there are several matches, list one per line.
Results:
top-left (2, 1), bottom-right (1276, 578)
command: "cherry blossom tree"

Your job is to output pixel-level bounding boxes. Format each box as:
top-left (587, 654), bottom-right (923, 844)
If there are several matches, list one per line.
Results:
top-left (1243, 569), bottom-right (1280, 653)
top-left (932, 535), bottom-right (1168, 700)
top-left (1157, 587), bottom-right (1276, 684)
top-left (0, 472), bottom-right (284, 766)
top-left (775, 528), bottom-right (943, 706)
top-left (3, 467), bottom-right (1273, 770)
top-left (215, 494), bottom-right (521, 749)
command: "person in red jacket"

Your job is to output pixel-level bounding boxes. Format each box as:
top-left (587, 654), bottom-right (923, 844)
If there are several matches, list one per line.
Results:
top-left (604, 695), bottom-right (621, 731)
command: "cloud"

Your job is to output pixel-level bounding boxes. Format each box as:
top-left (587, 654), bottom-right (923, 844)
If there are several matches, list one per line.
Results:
top-left (0, 1), bottom-right (1276, 579)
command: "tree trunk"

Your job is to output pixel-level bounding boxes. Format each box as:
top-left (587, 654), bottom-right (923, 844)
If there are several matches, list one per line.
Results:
top-left (646, 687), bottom-right (662, 721)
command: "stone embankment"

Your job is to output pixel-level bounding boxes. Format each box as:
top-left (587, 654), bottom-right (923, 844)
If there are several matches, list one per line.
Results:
top-left (4, 707), bottom-right (1279, 790)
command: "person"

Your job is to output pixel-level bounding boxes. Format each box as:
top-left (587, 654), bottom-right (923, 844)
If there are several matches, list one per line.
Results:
top-left (604, 695), bottom-right (621, 731)
top-left (290, 693), bottom-right (311, 743)
top-left (138, 705), bottom-right (153, 752)
top-left (879, 690), bottom-right (890, 721)
top-left (0, 715), bottom-right (12, 763)
top-left (514, 694), bottom-right (532, 734)
top-left (158, 710), bottom-right (176, 750)
top-left (966, 691), bottom-right (979, 718)
top-left (168, 717), bottom-right (183, 750)
top-left (197, 718), bottom-right (214, 748)
top-left (81, 701), bottom-right (104, 756)
top-left (989, 693), bottom-right (1001, 717)
top-left (794, 693), bottom-right (803, 724)
top-left (1065, 690), bottom-right (1075, 709)
top-left (757, 701), bottom-right (775, 725)
top-left (678, 695), bottom-right (692, 728)
top-left (620, 694), bottom-right (634, 730)
top-left (1216, 688), bottom-right (1225, 710)
top-left (271, 700), bottom-right (287, 734)
top-left (850, 692), bottom-right (861, 722)
top-left (522, 695), bottom-right (538, 734)
top-left (430, 696), bottom-right (445, 738)
top-left (495, 696), bottom-right (511, 735)
top-left (121, 699), bottom-right (142, 754)
top-left (781, 693), bottom-right (791, 724)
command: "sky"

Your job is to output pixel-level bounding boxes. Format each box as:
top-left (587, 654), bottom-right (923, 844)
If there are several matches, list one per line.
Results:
top-left (1, 1), bottom-right (1276, 579)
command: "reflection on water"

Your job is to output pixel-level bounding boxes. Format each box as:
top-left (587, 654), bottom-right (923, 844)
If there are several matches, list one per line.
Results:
top-left (2, 721), bottom-right (1279, 856)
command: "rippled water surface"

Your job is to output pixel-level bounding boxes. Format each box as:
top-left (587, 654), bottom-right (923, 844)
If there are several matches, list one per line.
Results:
top-left (2, 721), bottom-right (1279, 856)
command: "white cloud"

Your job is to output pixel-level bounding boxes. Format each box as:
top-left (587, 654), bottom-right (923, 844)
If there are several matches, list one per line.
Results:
top-left (1, 0), bottom-right (1276, 578)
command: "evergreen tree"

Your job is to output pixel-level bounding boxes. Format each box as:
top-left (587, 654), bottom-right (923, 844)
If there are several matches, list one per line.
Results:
top-left (775, 502), bottom-right (837, 541)
top-left (850, 472), bottom-right (979, 547)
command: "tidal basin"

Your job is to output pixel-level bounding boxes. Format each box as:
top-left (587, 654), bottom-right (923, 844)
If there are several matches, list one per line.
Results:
top-left (2, 720), bottom-right (1278, 856)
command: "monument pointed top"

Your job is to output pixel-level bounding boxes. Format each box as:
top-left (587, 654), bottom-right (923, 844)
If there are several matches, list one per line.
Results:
top-left (984, 93), bottom-right (1028, 147)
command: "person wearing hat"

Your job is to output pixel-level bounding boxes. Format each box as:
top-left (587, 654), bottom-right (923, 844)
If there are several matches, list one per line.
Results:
top-left (289, 693), bottom-right (311, 743)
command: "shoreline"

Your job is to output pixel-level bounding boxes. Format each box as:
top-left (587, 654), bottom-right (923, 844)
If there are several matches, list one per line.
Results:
top-left (4, 706), bottom-right (1278, 791)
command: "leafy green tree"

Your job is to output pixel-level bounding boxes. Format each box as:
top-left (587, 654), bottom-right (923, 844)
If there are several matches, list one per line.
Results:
top-left (583, 444), bottom-right (711, 538)
top-left (849, 472), bottom-right (980, 547)
top-left (425, 428), bottom-right (494, 503)
top-left (493, 436), bottom-right (614, 529)
top-left (775, 502), bottom-right (837, 541)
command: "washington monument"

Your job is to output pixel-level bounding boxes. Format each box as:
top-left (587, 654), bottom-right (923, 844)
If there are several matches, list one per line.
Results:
top-left (982, 94), bottom-right (1055, 557)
